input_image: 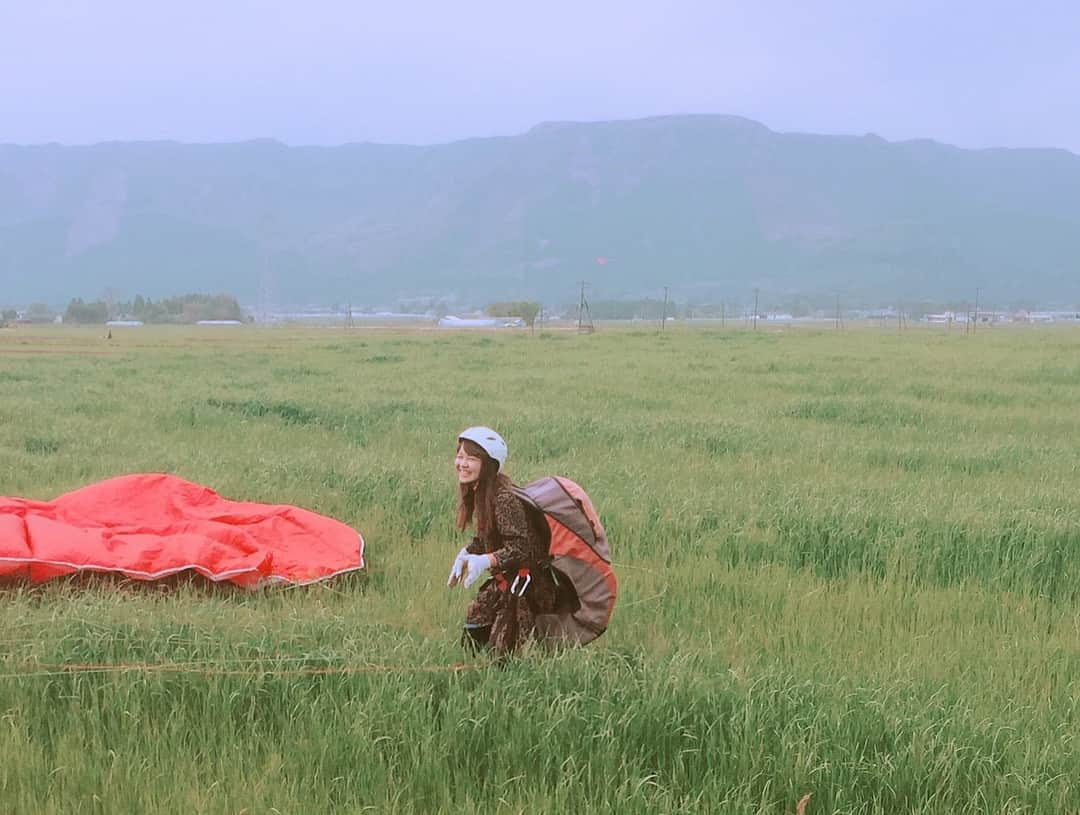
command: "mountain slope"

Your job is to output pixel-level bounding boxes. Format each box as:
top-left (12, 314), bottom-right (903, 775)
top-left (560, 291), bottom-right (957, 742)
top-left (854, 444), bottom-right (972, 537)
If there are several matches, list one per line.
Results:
top-left (2, 115), bottom-right (1079, 305)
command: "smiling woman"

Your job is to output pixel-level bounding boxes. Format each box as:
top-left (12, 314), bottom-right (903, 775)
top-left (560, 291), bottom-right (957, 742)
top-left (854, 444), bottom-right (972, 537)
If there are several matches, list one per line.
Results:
top-left (446, 426), bottom-right (557, 656)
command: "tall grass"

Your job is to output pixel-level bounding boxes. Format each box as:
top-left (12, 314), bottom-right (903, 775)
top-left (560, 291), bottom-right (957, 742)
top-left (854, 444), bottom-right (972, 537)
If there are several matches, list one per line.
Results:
top-left (3, 323), bottom-right (1080, 813)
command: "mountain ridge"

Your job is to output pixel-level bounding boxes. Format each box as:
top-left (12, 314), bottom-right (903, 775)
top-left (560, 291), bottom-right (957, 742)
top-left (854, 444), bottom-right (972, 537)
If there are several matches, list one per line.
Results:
top-left (3, 114), bottom-right (1079, 307)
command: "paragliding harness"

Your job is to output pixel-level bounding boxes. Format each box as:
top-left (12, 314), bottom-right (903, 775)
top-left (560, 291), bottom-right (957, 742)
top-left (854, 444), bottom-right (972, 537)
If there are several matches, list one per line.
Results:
top-left (511, 476), bottom-right (617, 645)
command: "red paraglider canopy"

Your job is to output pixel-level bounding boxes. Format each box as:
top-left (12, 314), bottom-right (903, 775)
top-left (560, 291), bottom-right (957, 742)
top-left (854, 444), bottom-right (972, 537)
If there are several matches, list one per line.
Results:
top-left (0, 474), bottom-right (364, 587)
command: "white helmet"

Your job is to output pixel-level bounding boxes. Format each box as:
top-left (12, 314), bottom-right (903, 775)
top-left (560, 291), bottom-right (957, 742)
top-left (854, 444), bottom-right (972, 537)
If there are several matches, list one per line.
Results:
top-left (458, 426), bottom-right (508, 471)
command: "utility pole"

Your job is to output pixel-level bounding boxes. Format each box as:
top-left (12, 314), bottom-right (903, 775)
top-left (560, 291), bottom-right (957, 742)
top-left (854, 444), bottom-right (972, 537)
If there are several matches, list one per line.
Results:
top-left (258, 250), bottom-right (273, 325)
top-left (753, 288), bottom-right (759, 330)
top-left (577, 281), bottom-right (594, 334)
top-left (835, 294), bottom-right (841, 330)
top-left (661, 286), bottom-right (669, 331)
top-left (973, 287), bottom-right (980, 334)
top-left (721, 300), bottom-right (725, 329)
top-left (345, 302), bottom-right (355, 331)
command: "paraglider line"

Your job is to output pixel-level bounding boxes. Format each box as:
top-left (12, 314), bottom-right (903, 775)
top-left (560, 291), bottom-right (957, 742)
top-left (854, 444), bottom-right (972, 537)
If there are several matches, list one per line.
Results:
top-left (0, 660), bottom-right (484, 679)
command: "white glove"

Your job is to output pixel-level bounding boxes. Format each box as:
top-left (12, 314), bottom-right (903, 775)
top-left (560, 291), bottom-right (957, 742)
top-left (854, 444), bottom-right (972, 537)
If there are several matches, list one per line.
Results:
top-left (461, 553), bottom-right (494, 589)
top-left (447, 547), bottom-right (470, 587)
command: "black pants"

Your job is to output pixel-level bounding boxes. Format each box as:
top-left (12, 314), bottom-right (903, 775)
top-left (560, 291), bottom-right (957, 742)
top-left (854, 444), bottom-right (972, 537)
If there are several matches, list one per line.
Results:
top-left (462, 624), bottom-right (492, 654)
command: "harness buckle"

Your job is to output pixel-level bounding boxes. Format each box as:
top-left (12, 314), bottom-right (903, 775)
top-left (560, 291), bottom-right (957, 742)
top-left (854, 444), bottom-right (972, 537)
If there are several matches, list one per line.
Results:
top-left (509, 568), bottom-right (531, 596)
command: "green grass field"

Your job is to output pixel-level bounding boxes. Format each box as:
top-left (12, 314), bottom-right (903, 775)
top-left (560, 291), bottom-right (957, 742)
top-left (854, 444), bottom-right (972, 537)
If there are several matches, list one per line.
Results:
top-left (2, 323), bottom-right (1080, 814)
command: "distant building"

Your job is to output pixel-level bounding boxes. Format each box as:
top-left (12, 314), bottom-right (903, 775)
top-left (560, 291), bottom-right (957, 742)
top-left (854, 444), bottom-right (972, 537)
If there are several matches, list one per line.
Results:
top-left (1014, 311), bottom-right (1056, 323)
top-left (924, 312), bottom-right (954, 324)
top-left (438, 316), bottom-right (501, 328)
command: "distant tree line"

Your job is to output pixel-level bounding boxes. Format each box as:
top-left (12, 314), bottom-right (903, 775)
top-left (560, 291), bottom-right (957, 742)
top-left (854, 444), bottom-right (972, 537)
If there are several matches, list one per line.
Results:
top-left (63, 299), bottom-right (109, 323)
top-left (64, 293), bottom-right (246, 324)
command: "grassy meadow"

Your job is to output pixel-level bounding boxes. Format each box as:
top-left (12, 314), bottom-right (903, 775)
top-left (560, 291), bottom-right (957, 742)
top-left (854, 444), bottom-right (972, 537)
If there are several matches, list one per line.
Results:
top-left (2, 321), bottom-right (1080, 814)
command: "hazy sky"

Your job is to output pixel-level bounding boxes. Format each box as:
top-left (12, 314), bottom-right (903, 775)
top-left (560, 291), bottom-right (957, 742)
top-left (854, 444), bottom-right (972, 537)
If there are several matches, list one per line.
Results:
top-left (2, 0), bottom-right (1078, 152)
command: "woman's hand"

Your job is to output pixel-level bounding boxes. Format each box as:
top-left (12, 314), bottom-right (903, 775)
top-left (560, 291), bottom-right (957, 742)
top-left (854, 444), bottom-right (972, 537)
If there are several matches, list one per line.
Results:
top-left (447, 547), bottom-right (470, 587)
top-left (447, 550), bottom-right (496, 588)
top-left (461, 553), bottom-right (495, 588)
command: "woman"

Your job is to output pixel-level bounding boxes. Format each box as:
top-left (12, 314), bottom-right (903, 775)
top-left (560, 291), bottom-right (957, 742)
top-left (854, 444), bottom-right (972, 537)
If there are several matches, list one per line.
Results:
top-left (446, 426), bottom-right (556, 655)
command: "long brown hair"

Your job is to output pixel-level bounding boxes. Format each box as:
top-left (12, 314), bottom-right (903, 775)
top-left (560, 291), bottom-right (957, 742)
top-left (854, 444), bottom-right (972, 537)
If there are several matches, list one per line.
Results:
top-left (456, 439), bottom-right (512, 537)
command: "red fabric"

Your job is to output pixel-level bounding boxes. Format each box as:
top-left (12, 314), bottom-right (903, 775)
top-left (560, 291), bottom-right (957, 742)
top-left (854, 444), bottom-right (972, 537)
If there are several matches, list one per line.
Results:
top-left (548, 521), bottom-right (617, 608)
top-left (0, 474), bottom-right (364, 587)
